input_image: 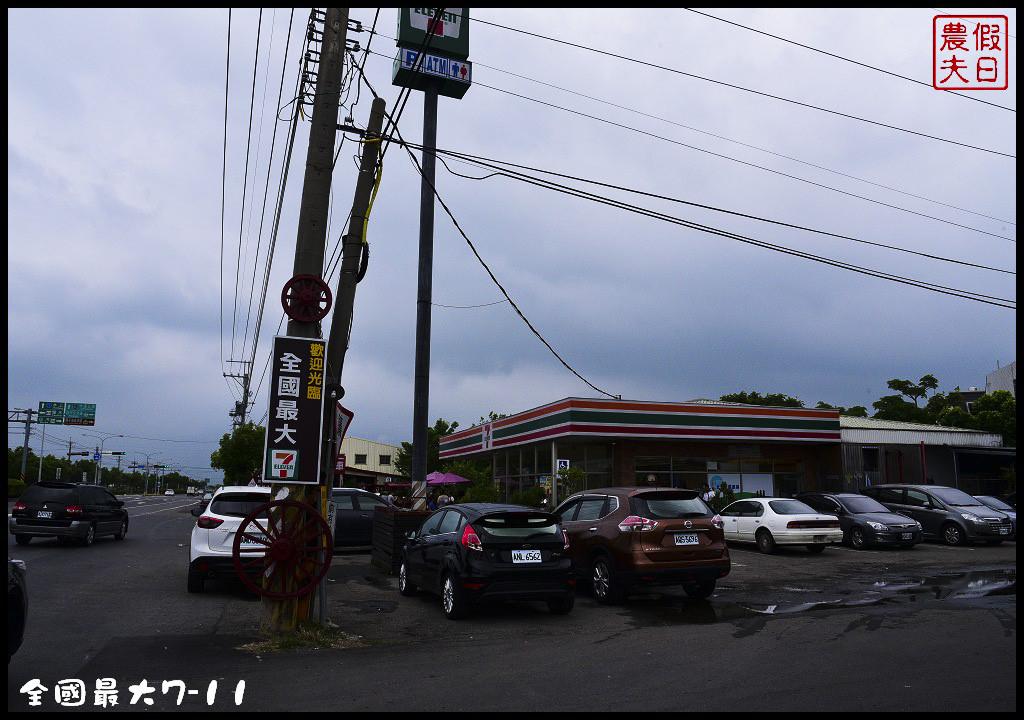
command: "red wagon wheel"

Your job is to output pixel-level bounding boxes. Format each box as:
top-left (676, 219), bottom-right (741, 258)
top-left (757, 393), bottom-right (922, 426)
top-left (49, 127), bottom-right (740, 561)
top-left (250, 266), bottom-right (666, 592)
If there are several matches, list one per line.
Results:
top-left (231, 499), bottom-right (333, 600)
top-left (281, 274), bottom-right (333, 323)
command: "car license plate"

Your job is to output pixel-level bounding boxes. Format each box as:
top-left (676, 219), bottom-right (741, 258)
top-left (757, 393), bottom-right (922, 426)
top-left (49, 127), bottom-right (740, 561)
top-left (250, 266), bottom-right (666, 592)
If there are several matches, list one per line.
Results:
top-left (512, 549), bottom-right (542, 563)
top-left (37, 510), bottom-right (52, 519)
top-left (999, 528), bottom-right (1009, 535)
top-left (901, 532), bottom-right (914, 540)
top-left (239, 533), bottom-right (268, 549)
top-left (674, 533), bottom-right (699, 546)
top-left (813, 535), bottom-right (825, 543)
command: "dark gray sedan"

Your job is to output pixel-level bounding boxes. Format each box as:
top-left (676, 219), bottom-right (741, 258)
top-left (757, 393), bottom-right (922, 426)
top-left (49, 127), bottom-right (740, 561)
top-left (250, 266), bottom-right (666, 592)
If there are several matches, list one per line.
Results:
top-left (796, 492), bottom-right (922, 549)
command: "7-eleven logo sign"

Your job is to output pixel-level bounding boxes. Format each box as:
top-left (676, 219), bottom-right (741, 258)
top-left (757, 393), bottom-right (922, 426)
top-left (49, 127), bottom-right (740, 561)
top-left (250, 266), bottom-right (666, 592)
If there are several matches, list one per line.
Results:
top-left (271, 450), bottom-right (297, 479)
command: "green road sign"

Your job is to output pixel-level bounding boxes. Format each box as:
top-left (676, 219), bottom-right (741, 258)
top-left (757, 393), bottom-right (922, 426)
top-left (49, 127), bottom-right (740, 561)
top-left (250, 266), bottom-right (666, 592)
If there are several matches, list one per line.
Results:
top-left (36, 401), bottom-right (96, 426)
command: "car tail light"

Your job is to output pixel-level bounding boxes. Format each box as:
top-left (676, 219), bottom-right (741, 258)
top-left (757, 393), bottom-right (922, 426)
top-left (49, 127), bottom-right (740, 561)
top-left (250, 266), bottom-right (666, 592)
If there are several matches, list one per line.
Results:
top-left (13, 502), bottom-right (26, 512)
top-left (65, 505), bottom-right (84, 516)
top-left (562, 529), bottom-right (570, 551)
top-left (197, 515), bottom-right (224, 529)
top-left (711, 514), bottom-right (724, 530)
top-left (618, 516), bottom-right (658, 532)
top-left (461, 523), bottom-right (482, 551)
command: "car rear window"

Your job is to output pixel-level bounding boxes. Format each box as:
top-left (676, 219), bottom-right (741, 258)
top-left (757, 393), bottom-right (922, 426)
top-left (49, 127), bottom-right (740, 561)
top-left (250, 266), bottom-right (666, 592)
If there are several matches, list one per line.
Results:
top-left (768, 500), bottom-right (817, 515)
top-left (476, 513), bottom-right (559, 539)
top-left (630, 492), bottom-right (710, 519)
top-left (19, 484), bottom-right (80, 504)
top-left (209, 493), bottom-right (270, 518)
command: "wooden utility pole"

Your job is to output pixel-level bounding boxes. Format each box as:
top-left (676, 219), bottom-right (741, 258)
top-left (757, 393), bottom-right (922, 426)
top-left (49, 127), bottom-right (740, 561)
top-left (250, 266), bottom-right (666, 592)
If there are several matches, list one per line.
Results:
top-left (266, 6), bottom-right (349, 634)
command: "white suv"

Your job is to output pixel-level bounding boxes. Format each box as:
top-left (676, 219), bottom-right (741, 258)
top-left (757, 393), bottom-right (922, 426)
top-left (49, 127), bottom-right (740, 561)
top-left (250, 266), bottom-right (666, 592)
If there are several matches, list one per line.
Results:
top-left (187, 485), bottom-right (271, 593)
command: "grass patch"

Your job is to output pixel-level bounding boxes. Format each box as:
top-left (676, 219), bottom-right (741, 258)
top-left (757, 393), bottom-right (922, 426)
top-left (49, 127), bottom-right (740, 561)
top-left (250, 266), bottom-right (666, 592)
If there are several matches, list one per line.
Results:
top-left (238, 621), bottom-right (366, 654)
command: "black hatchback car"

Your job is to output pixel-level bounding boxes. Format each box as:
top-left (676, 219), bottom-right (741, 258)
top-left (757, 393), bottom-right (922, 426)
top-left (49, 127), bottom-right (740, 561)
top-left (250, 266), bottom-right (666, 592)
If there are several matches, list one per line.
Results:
top-left (330, 488), bottom-right (397, 548)
top-left (796, 492), bottom-right (922, 549)
top-left (10, 482), bottom-right (129, 547)
top-left (862, 484), bottom-right (1012, 545)
top-left (398, 503), bottom-right (574, 619)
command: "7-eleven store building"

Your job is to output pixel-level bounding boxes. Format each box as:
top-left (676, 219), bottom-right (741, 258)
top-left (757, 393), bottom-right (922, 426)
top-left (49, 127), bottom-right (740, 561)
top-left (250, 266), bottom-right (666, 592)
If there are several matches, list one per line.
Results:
top-left (439, 397), bottom-right (843, 506)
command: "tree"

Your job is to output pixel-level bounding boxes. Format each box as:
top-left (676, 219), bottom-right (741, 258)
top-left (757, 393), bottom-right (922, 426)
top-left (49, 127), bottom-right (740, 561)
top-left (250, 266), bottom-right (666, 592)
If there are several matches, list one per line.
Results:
top-left (719, 391), bottom-right (804, 408)
top-left (938, 390), bottom-right (1016, 446)
top-left (884, 374), bottom-right (939, 407)
top-left (210, 422), bottom-right (266, 486)
top-left (393, 418), bottom-right (459, 478)
top-left (815, 401), bottom-right (868, 417)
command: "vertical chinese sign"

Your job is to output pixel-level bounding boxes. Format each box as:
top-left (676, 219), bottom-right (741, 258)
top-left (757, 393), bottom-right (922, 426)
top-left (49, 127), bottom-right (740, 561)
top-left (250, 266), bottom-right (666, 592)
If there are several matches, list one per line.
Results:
top-left (262, 336), bottom-right (327, 485)
top-left (933, 15), bottom-right (1009, 90)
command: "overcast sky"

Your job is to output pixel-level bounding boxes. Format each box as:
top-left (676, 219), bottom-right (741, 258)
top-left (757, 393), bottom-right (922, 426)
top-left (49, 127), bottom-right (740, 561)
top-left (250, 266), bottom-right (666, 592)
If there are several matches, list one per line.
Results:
top-left (7, 8), bottom-right (1016, 484)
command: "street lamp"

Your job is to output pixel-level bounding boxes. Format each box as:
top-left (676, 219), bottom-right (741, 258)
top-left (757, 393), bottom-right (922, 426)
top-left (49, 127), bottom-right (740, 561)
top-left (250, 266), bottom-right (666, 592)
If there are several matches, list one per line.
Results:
top-left (82, 432), bottom-right (124, 484)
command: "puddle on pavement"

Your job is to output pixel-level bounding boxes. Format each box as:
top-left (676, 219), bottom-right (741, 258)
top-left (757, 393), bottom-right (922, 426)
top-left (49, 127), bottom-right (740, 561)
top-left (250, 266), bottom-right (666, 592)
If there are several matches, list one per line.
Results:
top-left (624, 569), bottom-right (1016, 627)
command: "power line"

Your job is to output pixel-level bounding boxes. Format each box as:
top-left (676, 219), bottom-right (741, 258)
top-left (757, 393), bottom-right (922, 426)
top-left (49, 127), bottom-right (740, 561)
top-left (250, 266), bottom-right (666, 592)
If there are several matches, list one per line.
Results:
top-left (359, 42), bottom-right (1013, 227)
top-left (352, 60), bottom-right (621, 398)
top-left (684, 8), bottom-right (1015, 113)
top-left (474, 80), bottom-right (1015, 242)
top-left (397, 139), bottom-right (1013, 309)
top-left (220, 9), bottom-right (231, 376)
top-left (425, 145), bottom-right (1015, 275)
top-left (469, 14), bottom-right (1015, 158)
top-left (230, 9), bottom-right (264, 361)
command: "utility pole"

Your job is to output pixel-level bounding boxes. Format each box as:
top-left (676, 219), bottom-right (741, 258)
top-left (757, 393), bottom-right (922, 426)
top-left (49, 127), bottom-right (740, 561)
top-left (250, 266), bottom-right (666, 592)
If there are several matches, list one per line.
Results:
top-left (411, 81), bottom-right (440, 511)
top-left (268, 5), bottom-right (349, 634)
top-left (9, 409), bottom-right (35, 484)
top-left (225, 359), bottom-right (253, 428)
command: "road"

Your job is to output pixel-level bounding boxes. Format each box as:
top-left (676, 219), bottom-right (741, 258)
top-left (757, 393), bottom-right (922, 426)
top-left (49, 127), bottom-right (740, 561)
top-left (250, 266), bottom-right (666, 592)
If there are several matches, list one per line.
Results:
top-left (8, 495), bottom-right (1016, 711)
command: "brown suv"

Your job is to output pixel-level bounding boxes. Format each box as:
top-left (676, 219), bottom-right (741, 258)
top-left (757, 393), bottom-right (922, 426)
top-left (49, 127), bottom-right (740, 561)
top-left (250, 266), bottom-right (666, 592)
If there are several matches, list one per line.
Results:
top-left (553, 487), bottom-right (730, 603)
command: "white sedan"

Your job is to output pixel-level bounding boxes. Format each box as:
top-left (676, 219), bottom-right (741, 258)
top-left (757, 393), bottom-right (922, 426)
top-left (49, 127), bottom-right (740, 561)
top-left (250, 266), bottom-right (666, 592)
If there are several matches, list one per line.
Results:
top-left (164, 489), bottom-right (175, 496)
top-left (719, 497), bottom-right (843, 554)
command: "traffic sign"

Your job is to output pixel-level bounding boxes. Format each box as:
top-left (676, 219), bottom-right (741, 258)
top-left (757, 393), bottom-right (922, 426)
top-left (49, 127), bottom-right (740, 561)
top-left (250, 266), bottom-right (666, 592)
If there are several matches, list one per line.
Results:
top-left (36, 401), bottom-right (96, 426)
top-left (93, 453), bottom-right (102, 462)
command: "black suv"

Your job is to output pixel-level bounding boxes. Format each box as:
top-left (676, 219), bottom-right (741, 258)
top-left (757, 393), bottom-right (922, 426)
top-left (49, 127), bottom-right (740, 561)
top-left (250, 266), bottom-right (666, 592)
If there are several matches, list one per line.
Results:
top-left (399, 503), bottom-right (574, 619)
top-left (796, 492), bottom-right (922, 549)
top-left (862, 484), bottom-right (1012, 546)
top-left (10, 482), bottom-right (129, 547)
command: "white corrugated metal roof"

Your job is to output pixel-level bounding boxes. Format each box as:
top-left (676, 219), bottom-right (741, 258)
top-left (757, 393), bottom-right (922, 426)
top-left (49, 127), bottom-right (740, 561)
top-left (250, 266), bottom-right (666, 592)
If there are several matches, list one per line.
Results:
top-left (839, 416), bottom-right (985, 433)
top-left (839, 416), bottom-right (1003, 447)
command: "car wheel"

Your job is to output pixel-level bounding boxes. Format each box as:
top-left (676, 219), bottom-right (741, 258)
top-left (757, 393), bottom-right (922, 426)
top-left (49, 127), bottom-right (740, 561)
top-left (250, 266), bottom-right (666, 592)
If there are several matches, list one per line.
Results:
top-left (14, 536), bottom-right (30, 546)
top-left (81, 523), bottom-right (96, 547)
top-left (398, 561), bottom-right (418, 597)
top-left (187, 569), bottom-right (205, 594)
top-left (591, 556), bottom-right (622, 605)
top-left (806, 544), bottom-right (826, 554)
top-left (941, 523), bottom-right (966, 546)
top-left (441, 573), bottom-right (469, 620)
top-left (683, 579), bottom-right (715, 600)
top-left (114, 520), bottom-right (128, 541)
top-left (756, 529), bottom-right (776, 554)
top-left (850, 527), bottom-right (867, 549)
top-left (546, 594), bottom-right (575, 614)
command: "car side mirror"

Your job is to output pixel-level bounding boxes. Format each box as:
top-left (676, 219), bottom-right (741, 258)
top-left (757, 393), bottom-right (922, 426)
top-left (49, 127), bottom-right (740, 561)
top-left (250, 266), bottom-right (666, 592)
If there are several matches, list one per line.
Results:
top-left (191, 507), bottom-right (202, 517)
top-left (405, 530), bottom-right (416, 540)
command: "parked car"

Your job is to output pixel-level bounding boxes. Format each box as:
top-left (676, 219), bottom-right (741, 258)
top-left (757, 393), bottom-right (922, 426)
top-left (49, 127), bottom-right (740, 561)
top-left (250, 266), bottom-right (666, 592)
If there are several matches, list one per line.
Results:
top-left (796, 492), bottom-right (922, 549)
top-left (187, 486), bottom-right (271, 593)
top-left (8, 557), bottom-right (28, 661)
top-left (552, 487), bottom-right (730, 603)
top-left (974, 496), bottom-right (1016, 540)
top-left (164, 489), bottom-right (175, 496)
top-left (330, 488), bottom-right (398, 548)
top-left (9, 482), bottom-right (129, 547)
top-left (719, 497), bottom-right (843, 554)
top-left (399, 503), bottom-right (574, 619)
top-left (197, 490), bottom-right (215, 512)
top-left (861, 484), bottom-right (1013, 546)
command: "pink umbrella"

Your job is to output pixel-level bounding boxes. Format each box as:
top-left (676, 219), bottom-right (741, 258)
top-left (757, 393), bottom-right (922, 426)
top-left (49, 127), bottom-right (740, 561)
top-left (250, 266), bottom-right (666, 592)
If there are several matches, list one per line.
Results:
top-left (427, 472), bottom-right (472, 485)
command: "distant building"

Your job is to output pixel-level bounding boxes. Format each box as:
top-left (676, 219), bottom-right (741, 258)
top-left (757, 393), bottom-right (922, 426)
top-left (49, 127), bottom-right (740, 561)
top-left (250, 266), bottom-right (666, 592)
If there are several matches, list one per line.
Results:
top-left (337, 436), bottom-right (409, 493)
top-left (985, 360), bottom-right (1016, 397)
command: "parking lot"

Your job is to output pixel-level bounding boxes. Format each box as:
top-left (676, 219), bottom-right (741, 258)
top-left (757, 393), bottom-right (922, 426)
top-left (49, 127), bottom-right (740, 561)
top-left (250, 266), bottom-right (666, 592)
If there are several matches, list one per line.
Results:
top-left (8, 495), bottom-right (1017, 711)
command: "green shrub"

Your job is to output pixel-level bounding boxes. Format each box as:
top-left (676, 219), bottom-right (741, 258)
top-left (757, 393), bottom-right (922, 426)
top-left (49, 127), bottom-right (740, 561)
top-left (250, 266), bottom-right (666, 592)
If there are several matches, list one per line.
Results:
top-left (462, 479), bottom-right (501, 504)
top-left (8, 479), bottom-right (27, 499)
